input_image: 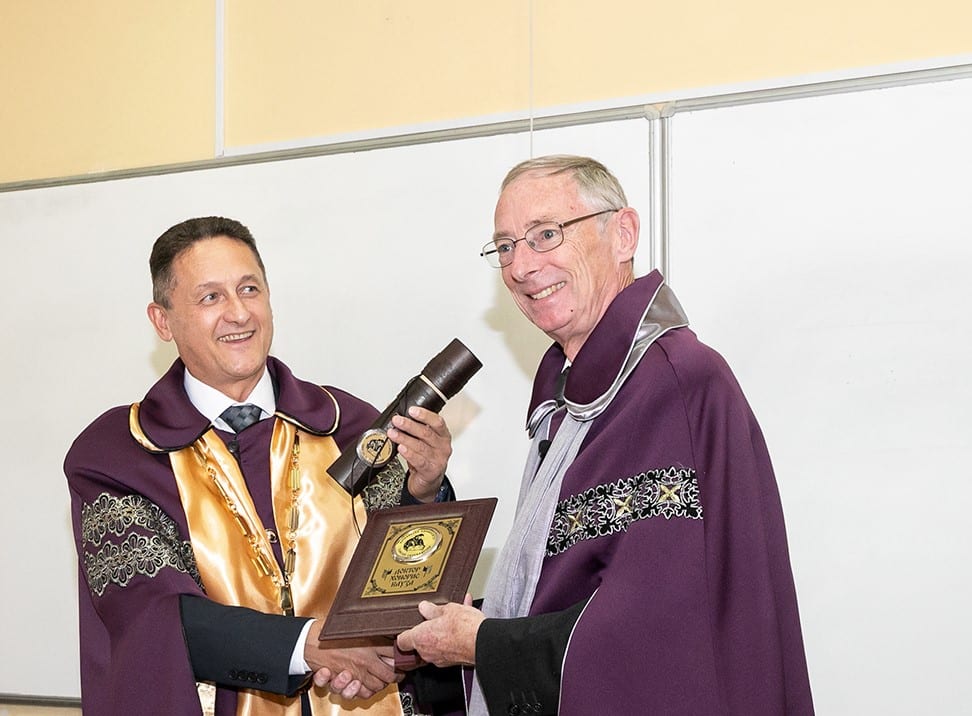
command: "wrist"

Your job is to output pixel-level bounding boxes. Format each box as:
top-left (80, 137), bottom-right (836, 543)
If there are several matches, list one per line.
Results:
top-left (407, 479), bottom-right (439, 503)
top-left (403, 474), bottom-right (451, 504)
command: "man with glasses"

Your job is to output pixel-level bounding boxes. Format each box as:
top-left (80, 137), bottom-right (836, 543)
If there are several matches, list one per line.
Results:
top-left (397, 156), bottom-right (814, 715)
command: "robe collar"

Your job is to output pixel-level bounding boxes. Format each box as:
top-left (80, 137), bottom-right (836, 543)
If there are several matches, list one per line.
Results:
top-left (526, 270), bottom-right (689, 433)
top-left (133, 356), bottom-right (340, 452)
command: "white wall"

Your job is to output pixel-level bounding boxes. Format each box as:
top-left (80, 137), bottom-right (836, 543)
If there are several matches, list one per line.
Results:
top-left (669, 77), bottom-right (972, 714)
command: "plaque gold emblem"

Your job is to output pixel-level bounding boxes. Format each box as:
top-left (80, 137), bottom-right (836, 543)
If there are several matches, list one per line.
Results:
top-left (392, 526), bottom-right (443, 563)
top-left (318, 498), bottom-right (497, 640)
top-left (363, 518), bottom-right (461, 597)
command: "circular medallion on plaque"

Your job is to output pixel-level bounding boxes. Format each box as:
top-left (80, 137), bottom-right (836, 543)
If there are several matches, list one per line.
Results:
top-left (391, 526), bottom-right (443, 564)
top-left (356, 429), bottom-right (394, 467)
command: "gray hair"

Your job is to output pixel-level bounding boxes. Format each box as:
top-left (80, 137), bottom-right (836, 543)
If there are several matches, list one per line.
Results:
top-left (500, 155), bottom-right (628, 211)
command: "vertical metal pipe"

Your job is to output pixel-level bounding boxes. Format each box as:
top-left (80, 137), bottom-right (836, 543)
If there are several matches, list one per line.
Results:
top-left (647, 102), bottom-right (675, 281)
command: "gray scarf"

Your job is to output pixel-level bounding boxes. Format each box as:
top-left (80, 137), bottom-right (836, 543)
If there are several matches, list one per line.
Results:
top-left (466, 411), bottom-right (590, 715)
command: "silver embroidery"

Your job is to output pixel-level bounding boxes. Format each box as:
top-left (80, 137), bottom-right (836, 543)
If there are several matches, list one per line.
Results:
top-left (80, 493), bottom-right (200, 596)
top-left (400, 691), bottom-right (415, 716)
top-left (547, 467), bottom-right (702, 556)
top-left (399, 690), bottom-right (432, 716)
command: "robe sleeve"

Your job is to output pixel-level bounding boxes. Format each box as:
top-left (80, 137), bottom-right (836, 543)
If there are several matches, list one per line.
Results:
top-left (544, 346), bottom-right (814, 714)
top-left (65, 412), bottom-right (308, 714)
top-left (474, 599), bottom-right (587, 716)
top-left (686, 360), bottom-right (815, 714)
top-left (67, 463), bottom-right (209, 716)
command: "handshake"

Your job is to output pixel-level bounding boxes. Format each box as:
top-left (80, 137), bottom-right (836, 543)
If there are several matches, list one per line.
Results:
top-left (303, 634), bottom-right (409, 702)
top-left (304, 594), bottom-right (484, 701)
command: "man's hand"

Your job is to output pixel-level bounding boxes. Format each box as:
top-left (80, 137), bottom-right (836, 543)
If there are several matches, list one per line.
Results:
top-left (312, 666), bottom-right (360, 700)
top-left (396, 594), bottom-right (483, 667)
top-left (387, 406), bottom-right (452, 501)
top-left (305, 637), bottom-right (402, 701)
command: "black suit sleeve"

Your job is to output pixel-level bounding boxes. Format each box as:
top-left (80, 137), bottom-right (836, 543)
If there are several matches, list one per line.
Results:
top-left (474, 598), bottom-right (588, 716)
top-left (408, 664), bottom-right (466, 714)
top-left (179, 594), bottom-right (312, 696)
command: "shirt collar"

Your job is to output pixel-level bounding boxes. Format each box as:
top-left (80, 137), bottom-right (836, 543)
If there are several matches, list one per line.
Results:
top-left (183, 368), bottom-right (277, 431)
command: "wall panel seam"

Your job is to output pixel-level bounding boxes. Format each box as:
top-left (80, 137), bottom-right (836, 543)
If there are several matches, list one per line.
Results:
top-left (3, 62), bottom-right (971, 194)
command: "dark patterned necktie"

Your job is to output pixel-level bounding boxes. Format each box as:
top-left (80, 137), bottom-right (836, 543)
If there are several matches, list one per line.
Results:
top-left (554, 365), bottom-right (570, 406)
top-left (540, 367), bottom-right (571, 462)
top-left (220, 403), bottom-right (263, 433)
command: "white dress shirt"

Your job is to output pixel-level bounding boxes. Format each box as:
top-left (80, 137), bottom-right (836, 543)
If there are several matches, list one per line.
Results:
top-left (183, 368), bottom-right (277, 429)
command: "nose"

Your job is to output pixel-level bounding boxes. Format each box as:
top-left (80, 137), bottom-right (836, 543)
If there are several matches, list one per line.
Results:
top-left (223, 293), bottom-right (251, 324)
top-left (506, 241), bottom-right (543, 282)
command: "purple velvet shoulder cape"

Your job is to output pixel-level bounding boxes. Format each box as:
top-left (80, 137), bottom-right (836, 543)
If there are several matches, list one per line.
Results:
top-left (64, 357), bottom-right (379, 716)
top-left (524, 271), bottom-right (813, 714)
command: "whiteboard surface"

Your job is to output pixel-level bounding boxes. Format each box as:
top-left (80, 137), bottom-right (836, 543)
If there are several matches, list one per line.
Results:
top-left (0, 120), bottom-right (651, 699)
top-left (1, 76), bottom-right (970, 715)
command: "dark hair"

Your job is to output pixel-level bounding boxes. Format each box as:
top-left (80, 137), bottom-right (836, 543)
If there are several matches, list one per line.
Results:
top-left (150, 216), bottom-right (267, 307)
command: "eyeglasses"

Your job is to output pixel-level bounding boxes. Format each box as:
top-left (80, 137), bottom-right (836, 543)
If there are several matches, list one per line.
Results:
top-left (480, 209), bottom-right (619, 269)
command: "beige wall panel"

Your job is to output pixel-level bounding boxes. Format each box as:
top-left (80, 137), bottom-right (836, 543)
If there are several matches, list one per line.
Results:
top-left (4, 1), bottom-right (972, 183)
top-left (0, 707), bottom-right (79, 716)
top-left (225, 0), bottom-right (529, 148)
top-left (530, 0), bottom-right (972, 105)
top-left (0, 2), bottom-right (215, 184)
top-left (227, 0), bottom-right (972, 150)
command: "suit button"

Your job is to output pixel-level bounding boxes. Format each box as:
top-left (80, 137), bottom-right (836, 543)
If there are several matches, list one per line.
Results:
top-left (258, 673), bottom-right (268, 684)
top-left (229, 670), bottom-right (238, 680)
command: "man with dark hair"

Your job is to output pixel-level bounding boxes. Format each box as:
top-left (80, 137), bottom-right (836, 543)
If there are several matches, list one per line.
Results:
top-left (66, 216), bottom-right (456, 715)
top-left (148, 216), bottom-right (268, 307)
top-left (397, 156), bottom-right (814, 715)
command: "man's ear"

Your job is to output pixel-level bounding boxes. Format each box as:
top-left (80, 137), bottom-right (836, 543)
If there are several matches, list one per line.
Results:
top-left (147, 303), bottom-right (173, 342)
top-left (614, 207), bottom-right (640, 263)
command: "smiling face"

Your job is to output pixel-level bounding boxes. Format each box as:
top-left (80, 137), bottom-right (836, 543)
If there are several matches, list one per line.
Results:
top-left (146, 235), bottom-right (274, 401)
top-left (494, 170), bottom-right (639, 360)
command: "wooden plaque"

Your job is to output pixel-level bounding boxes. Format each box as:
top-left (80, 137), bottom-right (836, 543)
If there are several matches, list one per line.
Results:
top-left (318, 497), bottom-right (497, 640)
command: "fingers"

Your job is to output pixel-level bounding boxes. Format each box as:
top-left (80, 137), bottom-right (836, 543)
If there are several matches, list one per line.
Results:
top-left (357, 652), bottom-right (397, 693)
top-left (314, 667), bottom-right (351, 690)
top-left (397, 602), bottom-right (439, 655)
top-left (388, 408), bottom-right (451, 455)
top-left (313, 669), bottom-right (371, 701)
top-left (312, 668), bottom-right (333, 688)
top-left (388, 407), bottom-right (453, 501)
top-left (307, 644), bottom-right (399, 699)
top-left (396, 627), bottom-right (416, 653)
top-left (394, 406), bottom-right (449, 436)
top-left (398, 601), bottom-right (483, 667)
top-left (333, 669), bottom-right (357, 692)
top-left (417, 599), bottom-right (442, 619)
top-left (339, 680), bottom-right (369, 701)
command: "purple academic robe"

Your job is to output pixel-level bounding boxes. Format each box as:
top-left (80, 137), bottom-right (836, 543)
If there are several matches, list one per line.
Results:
top-left (64, 357), bottom-right (381, 715)
top-left (476, 272), bottom-right (813, 715)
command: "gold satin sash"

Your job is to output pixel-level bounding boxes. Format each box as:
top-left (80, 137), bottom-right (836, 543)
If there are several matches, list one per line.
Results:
top-left (131, 405), bottom-right (402, 716)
